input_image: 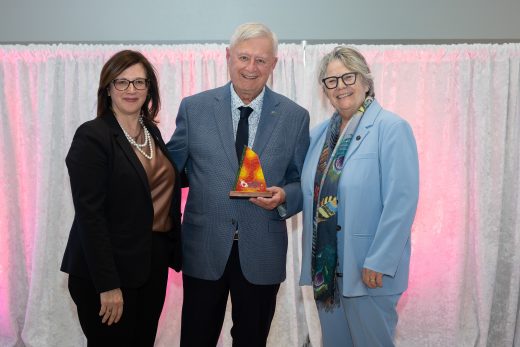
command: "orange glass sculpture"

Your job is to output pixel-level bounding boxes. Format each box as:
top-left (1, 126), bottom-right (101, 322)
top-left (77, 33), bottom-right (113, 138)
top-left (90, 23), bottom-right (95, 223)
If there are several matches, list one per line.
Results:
top-left (229, 146), bottom-right (273, 198)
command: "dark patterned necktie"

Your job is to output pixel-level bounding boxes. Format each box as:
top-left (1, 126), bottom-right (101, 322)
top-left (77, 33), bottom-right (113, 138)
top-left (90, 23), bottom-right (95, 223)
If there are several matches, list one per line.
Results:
top-left (236, 106), bottom-right (253, 160)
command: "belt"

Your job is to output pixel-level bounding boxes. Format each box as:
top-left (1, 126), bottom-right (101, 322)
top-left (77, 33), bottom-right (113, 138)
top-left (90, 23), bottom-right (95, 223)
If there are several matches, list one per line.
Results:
top-left (233, 230), bottom-right (239, 241)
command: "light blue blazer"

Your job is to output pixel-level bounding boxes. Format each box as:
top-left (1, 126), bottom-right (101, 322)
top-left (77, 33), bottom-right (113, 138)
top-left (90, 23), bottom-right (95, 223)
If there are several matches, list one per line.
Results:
top-left (168, 83), bottom-right (310, 285)
top-left (299, 100), bottom-right (419, 297)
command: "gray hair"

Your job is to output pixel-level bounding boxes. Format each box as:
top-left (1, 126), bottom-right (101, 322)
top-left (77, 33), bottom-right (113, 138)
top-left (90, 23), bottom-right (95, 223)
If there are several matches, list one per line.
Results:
top-left (317, 46), bottom-right (375, 97)
top-left (229, 22), bottom-right (278, 56)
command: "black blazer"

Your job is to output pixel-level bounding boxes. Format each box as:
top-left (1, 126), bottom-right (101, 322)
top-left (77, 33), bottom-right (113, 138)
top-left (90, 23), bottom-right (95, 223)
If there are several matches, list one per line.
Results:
top-left (61, 113), bottom-right (182, 293)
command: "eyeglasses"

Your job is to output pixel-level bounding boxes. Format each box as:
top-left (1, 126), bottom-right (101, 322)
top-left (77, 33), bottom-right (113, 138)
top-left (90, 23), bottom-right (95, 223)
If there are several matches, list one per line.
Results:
top-left (322, 72), bottom-right (357, 89)
top-left (112, 78), bottom-right (149, 91)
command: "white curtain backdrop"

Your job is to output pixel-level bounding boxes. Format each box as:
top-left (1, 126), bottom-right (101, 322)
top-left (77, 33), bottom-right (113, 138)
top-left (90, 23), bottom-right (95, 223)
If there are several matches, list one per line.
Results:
top-left (0, 43), bottom-right (519, 347)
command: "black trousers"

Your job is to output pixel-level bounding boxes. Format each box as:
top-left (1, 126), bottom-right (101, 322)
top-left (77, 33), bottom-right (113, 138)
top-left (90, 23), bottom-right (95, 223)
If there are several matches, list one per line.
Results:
top-left (68, 233), bottom-right (172, 347)
top-left (180, 241), bottom-right (280, 347)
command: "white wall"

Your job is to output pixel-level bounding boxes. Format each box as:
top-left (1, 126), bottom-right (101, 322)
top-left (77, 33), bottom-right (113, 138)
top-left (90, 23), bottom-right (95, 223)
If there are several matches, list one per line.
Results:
top-left (1, 0), bottom-right (520, 43)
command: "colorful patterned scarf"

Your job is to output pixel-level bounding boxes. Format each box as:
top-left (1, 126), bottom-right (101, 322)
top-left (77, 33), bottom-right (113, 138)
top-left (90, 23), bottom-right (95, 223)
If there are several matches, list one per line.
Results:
top-left (311, 97), bottom-right (373, 309)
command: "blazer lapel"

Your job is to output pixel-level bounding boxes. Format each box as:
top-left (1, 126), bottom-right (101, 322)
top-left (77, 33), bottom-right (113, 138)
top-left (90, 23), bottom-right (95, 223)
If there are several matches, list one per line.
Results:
top-left (212, 85), bottom-right (239, 170)
top-left (103, 114), bottom-right (151, 194)
top-left (344, 100), bottom-right (382, 161)
top-left (303, 122), bottom-right (328, 195)
top-left (253, 87), bottom-right (281, 158)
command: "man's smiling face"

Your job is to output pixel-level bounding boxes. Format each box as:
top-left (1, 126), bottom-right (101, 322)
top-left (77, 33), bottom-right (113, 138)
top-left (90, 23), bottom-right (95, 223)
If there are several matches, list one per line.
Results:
top-left (226, 36), bottom-right (278, 104)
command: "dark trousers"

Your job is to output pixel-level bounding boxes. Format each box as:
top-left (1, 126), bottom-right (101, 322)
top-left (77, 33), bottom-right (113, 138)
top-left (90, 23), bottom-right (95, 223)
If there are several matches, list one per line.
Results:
top-left (68, 233), bottom-right (172, 347)
top-left (180, 241), bottom-right (280, 347)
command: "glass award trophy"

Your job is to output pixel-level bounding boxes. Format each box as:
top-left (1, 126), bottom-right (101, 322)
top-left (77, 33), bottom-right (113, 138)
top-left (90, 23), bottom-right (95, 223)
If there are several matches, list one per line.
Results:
top-left (229, 146), bottom-right (273, 198)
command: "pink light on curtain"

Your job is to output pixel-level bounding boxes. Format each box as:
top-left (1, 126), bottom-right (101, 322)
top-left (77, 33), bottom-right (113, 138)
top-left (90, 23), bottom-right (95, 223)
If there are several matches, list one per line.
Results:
top-left (360, 47), bottom-right (474, 308)
top-left (376, 46), bottom-right (500, 338)
top-left (162, 188), bottom-right (188, 297)
top-left (0, 56), bottom-right (38, 341)
top-left (5, 58), bottom-right (39, 270)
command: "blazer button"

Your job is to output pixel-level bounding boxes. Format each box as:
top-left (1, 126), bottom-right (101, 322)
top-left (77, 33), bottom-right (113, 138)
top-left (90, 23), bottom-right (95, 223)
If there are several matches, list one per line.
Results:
top-left (336, 225), bottom-right (341, 231)
top-left (356, 135), bottom-right (361, 140)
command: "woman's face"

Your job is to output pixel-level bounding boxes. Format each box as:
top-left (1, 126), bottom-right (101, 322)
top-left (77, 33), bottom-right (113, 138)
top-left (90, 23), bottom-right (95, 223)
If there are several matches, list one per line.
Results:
top-left (323, 59), bottom-right (369, 119)
top-left (108, 63), bottom-right (148, 118)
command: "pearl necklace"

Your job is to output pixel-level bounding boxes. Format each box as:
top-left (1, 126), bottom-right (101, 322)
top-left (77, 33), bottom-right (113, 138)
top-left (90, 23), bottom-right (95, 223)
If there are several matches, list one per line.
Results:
top-left (121, 117), bottom-right (154, 160)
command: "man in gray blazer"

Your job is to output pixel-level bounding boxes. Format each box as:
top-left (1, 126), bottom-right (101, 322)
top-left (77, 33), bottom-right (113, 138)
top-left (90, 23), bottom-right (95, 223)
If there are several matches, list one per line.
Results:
top-left (167, 23), bottom-right (310, 347)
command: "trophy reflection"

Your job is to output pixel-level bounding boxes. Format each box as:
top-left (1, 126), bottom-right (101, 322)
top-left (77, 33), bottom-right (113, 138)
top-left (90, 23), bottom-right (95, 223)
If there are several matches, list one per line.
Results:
top-left (229, 146), bottom-right (273, 198)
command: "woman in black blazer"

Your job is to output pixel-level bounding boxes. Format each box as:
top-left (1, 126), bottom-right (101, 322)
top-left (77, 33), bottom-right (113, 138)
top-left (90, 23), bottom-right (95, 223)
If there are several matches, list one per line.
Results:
top-left (61, 50), bottom-right (182, 347)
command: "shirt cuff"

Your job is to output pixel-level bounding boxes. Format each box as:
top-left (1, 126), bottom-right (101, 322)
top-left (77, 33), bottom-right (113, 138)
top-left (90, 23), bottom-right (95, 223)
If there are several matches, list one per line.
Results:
top-left (277, 203), bottom-right (288, 219)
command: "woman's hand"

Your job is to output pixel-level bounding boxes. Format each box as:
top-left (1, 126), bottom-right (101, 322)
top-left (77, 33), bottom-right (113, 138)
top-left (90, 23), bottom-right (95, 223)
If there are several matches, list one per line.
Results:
top-left (99, 288), bottom-right (124, 325)
top-left (362, 268), bottom-right (383, 289)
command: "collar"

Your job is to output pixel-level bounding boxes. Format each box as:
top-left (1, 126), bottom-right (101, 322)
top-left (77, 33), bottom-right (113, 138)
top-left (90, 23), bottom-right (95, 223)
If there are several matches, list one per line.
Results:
top-left (230, 84), bottom-right (265, 112)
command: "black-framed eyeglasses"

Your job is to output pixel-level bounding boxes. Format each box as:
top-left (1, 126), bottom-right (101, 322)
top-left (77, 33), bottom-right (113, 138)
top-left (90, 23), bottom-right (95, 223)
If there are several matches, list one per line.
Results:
top-left (322, 72), bottom-right (357, 89)
top-left (112, 78), bottom-right (150, 91)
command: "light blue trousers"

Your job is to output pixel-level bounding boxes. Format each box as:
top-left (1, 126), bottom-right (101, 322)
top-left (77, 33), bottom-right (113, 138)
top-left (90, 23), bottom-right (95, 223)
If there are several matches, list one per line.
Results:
top-left (317, 281), bottom-right (401, 347)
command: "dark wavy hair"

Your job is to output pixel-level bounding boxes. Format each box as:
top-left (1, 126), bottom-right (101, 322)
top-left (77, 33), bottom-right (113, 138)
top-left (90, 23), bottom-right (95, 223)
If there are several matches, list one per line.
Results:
top-left (97, 50), bottom-right (160, 123)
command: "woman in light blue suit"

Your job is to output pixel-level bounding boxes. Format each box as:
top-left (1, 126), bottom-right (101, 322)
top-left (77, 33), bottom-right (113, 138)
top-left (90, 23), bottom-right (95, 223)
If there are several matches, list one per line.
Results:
top-left (300, 46), bottom-right (419, 347)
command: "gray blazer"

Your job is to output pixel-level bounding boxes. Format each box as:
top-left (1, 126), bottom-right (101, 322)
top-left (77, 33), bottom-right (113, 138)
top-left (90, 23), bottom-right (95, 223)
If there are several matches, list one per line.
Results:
top-left (167, 83), bottom-right (310, 285)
